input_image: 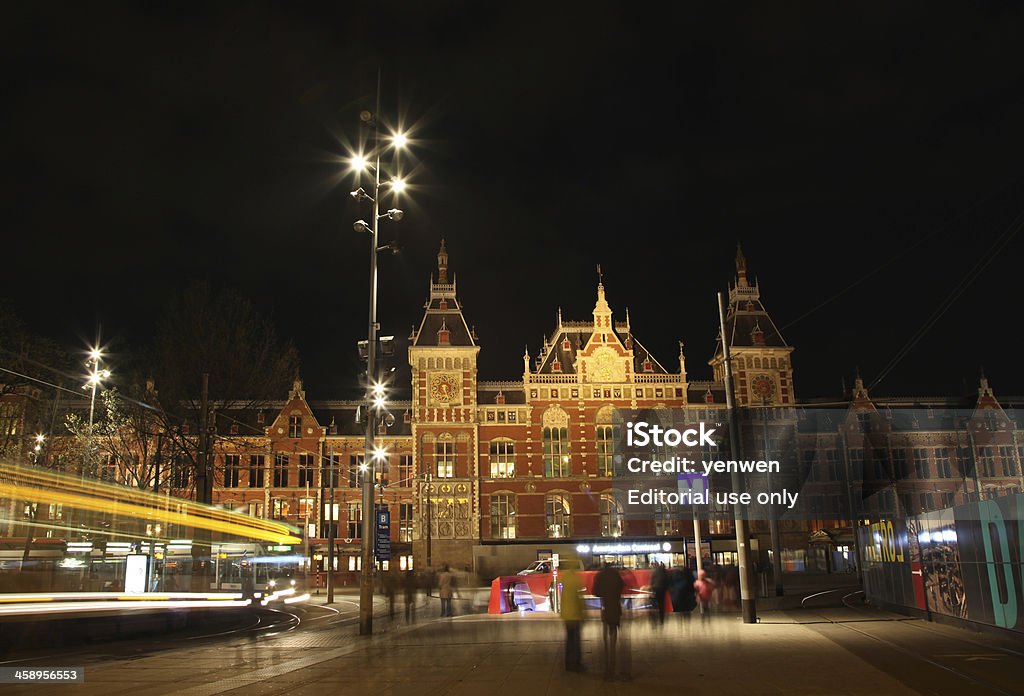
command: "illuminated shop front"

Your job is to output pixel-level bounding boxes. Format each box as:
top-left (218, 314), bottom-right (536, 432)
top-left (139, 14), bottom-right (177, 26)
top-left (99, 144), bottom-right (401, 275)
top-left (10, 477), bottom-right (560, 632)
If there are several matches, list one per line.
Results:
top-left (575, 540), bottom-right (684, 569)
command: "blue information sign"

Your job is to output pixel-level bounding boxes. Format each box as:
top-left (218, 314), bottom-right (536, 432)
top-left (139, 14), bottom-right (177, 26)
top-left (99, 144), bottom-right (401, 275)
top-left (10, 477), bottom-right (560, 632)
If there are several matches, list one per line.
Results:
top-left (375, 509), bottom-right (391, 561)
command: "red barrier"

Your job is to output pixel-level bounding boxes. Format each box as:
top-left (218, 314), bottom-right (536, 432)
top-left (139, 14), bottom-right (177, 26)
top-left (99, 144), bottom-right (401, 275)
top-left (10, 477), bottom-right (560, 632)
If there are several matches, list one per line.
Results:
top-left (488, 568), bottom-right (672, 614)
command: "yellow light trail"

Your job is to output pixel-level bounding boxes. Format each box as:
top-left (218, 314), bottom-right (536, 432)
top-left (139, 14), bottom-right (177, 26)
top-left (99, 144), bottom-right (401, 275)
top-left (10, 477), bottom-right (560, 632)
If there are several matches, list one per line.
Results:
top-left (0, 463), bottom-right (300, 545)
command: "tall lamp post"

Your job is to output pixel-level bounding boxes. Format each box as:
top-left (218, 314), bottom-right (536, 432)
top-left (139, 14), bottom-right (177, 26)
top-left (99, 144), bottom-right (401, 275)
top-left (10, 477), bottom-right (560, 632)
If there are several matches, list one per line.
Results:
top-left (349, 87), bottom-right (408, 636)
top-left (82, 347), bottom-right (111, 482)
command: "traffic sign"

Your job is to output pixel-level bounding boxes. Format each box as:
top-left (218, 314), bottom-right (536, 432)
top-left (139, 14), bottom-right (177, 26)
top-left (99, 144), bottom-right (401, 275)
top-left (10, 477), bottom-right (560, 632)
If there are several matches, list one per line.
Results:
top-left (375, 509), bottom-right (391, 561)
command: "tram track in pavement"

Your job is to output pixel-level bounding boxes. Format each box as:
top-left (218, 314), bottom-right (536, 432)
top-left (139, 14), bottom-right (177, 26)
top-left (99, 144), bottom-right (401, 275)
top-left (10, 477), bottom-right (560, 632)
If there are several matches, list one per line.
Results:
top-left (792, 588), bottom-right (1023, 696)
top-left (0, 603), bottom-right (317, 667)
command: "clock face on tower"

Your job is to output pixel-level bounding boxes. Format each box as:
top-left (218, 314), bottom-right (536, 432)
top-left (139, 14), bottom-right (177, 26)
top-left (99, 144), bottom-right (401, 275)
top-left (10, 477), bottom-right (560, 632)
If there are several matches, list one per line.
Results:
top-left (430, 373), bottom-right (460, 404)
top-left (751, 374), bottom-right (776, 401)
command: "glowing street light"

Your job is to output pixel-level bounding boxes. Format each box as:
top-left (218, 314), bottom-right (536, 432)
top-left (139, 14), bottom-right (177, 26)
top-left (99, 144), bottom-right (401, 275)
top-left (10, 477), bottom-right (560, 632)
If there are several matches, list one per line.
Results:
top-left (347, 75), bottom-right (414, 636)
top-left (82, 345), bottom-right (111, 481)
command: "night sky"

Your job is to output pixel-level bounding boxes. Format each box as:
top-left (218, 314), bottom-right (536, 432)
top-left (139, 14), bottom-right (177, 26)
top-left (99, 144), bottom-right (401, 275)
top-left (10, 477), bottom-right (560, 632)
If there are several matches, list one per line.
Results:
top-left (4, 3), bottom-right (1024, 400)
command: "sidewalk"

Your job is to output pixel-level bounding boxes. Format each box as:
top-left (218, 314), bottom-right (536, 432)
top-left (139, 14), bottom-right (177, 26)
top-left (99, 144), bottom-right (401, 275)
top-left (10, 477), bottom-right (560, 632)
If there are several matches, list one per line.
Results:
top-left (10, 597), bottom-right (1019, 695)
top-left (263, 610), bottom-right (918, 696)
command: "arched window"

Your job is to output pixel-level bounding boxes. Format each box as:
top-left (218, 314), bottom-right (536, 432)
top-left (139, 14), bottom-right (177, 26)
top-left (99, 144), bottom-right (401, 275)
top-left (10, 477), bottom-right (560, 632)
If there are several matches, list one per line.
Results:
top-left (754, 357), bottom-right (761, 369)
top-left (542, 407), bottom-right (570, 477)
top-left (545, 493), bottom-right (571, 538)
top-left (654, 504), bottom-right (678, 536)
top-left (489, 439), bottom-right (515, 478)
top-left (600, 494), bottom-right (624, 537)
top-left (596, 406), bottom-right (618, 477)
top-left (490, 493), bottom-right (516, 539)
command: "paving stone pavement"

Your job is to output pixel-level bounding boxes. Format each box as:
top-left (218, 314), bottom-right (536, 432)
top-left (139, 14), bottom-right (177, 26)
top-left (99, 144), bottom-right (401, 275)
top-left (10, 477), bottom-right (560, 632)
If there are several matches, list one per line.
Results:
top-left (3, 602), bottom-right (1021, 696)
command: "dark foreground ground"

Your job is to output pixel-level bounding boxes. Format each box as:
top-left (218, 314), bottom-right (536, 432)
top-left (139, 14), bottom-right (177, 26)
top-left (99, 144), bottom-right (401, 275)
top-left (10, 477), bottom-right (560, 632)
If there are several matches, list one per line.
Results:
top-left (0, 586), bottom-right (1021, 696)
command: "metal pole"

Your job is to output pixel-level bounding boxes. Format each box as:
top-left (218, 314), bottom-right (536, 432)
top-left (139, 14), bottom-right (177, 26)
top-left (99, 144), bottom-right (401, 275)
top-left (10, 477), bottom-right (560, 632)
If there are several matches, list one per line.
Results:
top-left (718, 292), bottom-right (756, 624)
top-left (328, 447), bottom-right (336, 604)
top-left (839, 430), bottom-right (863, 585)
top-left (305, 479), bottom-right (310, 589)
top-left (359, 70), bottom-right (382, 636)
top-left (763, 397), bottom-right (783, 596)
top-left (426, 471), bottom-right (432, 569)
top-left (692, 516), bottom-right (703, 574)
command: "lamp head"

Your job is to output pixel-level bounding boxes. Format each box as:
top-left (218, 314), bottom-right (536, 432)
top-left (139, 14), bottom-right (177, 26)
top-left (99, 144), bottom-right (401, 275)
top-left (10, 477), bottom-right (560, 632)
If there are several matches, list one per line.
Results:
top-left (353, 219), bottom-right (370, 233)
top-left (350, 187), bottom-right (373, 202)
top-left (386, 208), bottom-right (404, 221)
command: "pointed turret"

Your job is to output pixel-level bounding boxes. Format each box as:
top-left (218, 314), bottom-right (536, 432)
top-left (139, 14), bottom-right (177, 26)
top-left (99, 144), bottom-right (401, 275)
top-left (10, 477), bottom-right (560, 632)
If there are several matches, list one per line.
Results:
top-left (411, 240), bottom-right (475, 348)
top-left (437, 238), bottom-right (449, 283)
top-left (710, 244), bottom-right (796, 406)
top-left (736, 242), bottom-right (749, 287)
top-left (593, 276), bottom-right (613, 331)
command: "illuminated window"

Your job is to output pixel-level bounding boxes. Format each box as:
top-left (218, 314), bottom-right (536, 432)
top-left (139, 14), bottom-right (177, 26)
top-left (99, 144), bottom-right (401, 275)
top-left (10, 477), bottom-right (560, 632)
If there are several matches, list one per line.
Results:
top-left (399, 502), bottom-right (414, 542)
top-left (544, 493), bottom-right (571, 538)
top-left (270, 498), bottom-right (288, 519)
top-left (596, 426), bottom-right (616, 476)
top-left (543, 427), bottom-right (569, 477)
top-left (347, 503), bottom-right (362, 538)
top-left (298, 497), bottom-right (314, 519)
top-left (654, 504), bottom-right (677, 536)
top-left (398, 455), bottom-right (412, 487)
top-left (490, 494), bottom-right (516, 539)
top-left (489, 439), bottom-right (515, 478)
top-left (436, 441), bottom-right (455, 478)
top-left (600, 495), bottom-right (623, 537)
top-left (247, 501), bottom-right (263, 517)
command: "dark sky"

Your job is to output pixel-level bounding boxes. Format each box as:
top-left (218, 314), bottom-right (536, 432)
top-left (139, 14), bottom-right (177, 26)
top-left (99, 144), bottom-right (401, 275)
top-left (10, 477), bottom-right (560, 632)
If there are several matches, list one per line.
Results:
top-left (3, 3), bottom-right (1024, 400)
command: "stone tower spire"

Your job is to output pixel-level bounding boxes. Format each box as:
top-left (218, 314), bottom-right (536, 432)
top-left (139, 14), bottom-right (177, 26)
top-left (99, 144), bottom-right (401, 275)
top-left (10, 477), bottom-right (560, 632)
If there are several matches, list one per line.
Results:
top-left (437, 239), bottom-right (449, 283)
top-left (736, 242), bottom-right (748, 288)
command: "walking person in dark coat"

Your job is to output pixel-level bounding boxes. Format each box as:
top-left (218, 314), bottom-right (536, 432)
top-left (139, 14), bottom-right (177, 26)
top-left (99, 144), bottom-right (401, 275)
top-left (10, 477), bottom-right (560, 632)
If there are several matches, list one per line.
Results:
top-left (650, 562), bottom-right (669, 626)
top-left (403, 569), bottom-right (418, 623)
top-left (669, 566), bottom-right (697, 615)
top-left (593, 562), bottom-right (626, 681)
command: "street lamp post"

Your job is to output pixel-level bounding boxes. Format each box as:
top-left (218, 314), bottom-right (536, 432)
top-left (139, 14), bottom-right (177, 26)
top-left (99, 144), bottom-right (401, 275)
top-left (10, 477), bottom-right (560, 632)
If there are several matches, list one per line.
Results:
top-left (349, 86), bottom-right (408, 636)
top-left (83, 347), bottom-right (110, 482)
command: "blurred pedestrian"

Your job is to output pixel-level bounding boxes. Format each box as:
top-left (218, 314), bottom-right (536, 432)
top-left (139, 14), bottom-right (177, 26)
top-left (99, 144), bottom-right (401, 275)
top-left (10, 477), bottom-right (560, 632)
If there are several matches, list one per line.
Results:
top-left (559, 556), bottom-right (584, 672)
top-left (404, 569), bottom-right (418, 623)
top-left (593, 562), bottom-right (625, 681)
top-left (669, 565), bottom-right (696, 615)
top-left (383, 570), bottom-right (397, 620)
top-left (650, 562), bottom-right (668, 626)
top-left (695, 568), bottom-right (715, 619)
top-left (438, 564), bottom-right (454, 617)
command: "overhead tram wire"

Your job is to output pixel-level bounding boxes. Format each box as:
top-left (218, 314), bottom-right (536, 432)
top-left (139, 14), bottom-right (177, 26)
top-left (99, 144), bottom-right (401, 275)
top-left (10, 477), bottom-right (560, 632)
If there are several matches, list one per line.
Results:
top-left (868, 207), bottom-right (1024, 392)
top-left (779, 176), bottom-right (1023, 334)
